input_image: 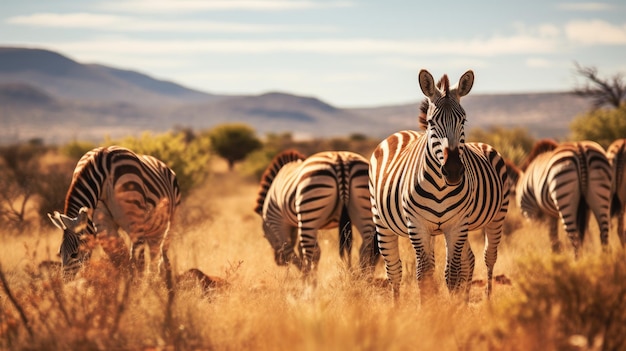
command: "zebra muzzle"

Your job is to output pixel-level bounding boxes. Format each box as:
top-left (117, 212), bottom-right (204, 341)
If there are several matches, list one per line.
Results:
top-left (442, 148), bottom-right (464, 185)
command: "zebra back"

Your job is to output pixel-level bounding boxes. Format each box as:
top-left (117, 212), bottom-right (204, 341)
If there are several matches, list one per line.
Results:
top-left (520, 139), bottom-right (559, 171)
top-left (254, 149), bottom-right (306, 215)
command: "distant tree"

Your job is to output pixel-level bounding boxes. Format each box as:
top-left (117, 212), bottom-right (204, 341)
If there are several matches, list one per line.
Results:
top-left (206, 123), bottom-right (262, 171)
top-left (349, 133), bottom-right (368, 141)
top-left (572, 62), bottom-right (626, 109)
top-left (570, 103), bottom-right (626, 148)
top-left (0, 144), bottom-right (45, 229)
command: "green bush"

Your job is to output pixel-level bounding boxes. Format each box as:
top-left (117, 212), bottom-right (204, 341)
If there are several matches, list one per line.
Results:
top-left (571, 103), bottom-right (626, 148)
top-left (468, 126), bottom-right (535, 165)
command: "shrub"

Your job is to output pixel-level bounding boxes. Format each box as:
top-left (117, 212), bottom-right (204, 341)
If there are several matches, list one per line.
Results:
top-left (205, 123), bottom-right (262, 171)
top-left (570, 103), bottom-right (626, 149)
top-left (470, 251), bottom-right (626, 351)
top-left (468, 126), bottom-right (535, 166)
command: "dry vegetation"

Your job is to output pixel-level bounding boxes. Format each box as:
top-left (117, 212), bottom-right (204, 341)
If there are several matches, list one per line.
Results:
top-left (1, 158), bottom-right (626, 351)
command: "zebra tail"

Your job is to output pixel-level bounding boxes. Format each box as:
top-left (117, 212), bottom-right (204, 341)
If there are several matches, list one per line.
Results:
top-left (339, 205), bottom-right (353, 260)
top-left (577, 196), bottom-right (589, 243)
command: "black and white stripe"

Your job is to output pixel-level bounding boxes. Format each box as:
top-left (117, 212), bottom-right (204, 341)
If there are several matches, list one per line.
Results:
top-left (48, 146), bottom-right (181, 278)
top-left (369, 69), bottom-right (510, 299)
top-left (512, 139), bottom-right (612, 257)
top-left (255, 150), bottom-right (379, 277)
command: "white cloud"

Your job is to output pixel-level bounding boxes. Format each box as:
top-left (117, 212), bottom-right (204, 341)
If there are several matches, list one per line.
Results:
top-left (565, 19), bottom-right (626, 44)
top-left (526, 58), bottom-right (553, 68)
top-left (8, 13), bottom-right (121, 28)
top-left (512, 22), bottom-right (561, 38)
top-left (6, 12), bottom-right (335, 33)
top-left (29, 35), bottom-right (558, 57)
top-left (557, 2), bottom-right (613, 11)
top-left (97, 0), bottom-right (354, 13)
top-left (379, 57), bottom-right (488, 70)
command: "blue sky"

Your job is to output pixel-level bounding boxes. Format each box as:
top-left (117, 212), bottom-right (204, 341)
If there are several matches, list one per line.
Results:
top-left (1, 0), bottom-right (625, 107)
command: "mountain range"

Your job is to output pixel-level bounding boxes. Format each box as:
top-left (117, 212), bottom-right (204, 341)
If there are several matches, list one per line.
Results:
top-left (0, 47), bottom-right (593, 144)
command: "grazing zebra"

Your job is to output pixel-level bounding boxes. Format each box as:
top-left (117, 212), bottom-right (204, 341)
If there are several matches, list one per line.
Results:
top-left (254, 149), bottom-right (380, 277)
top-left (369, 69), bottom-right (510, 299)
top-left (48, 146), bottom-right (181, 278)
top-left (607, 138), bottom-right (626, 245)
top-left (510, 139), bottom-right (612, 257)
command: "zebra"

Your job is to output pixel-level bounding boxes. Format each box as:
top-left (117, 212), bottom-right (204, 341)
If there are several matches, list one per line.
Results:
top-left (509, 139), bottom-right (612, 257)
top-left (607, 138), bottom-right (626, 246)
top-left (254, 149), bottom-right (380, 278)
top-left (369, 69), bottom-right (510, 299)
top-left (48, 145), bottom-right (181, 279)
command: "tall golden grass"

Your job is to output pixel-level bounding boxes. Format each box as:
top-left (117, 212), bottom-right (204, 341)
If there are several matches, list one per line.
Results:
top-left (1, 160), bottom-right (625, 350)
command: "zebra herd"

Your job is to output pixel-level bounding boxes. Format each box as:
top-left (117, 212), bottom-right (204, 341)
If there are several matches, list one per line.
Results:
top-left (47, 70), bottom-right (626, 303)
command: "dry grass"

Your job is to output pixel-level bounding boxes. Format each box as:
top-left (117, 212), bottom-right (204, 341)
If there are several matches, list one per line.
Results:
top-left (1, 159), bottom-right (626, 350)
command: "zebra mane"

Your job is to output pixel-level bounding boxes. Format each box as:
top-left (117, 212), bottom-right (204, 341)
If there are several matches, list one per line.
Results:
top-left (438, 74), bottom-right (450, 96)
top-left (521, 139), bottom-right (559, 171)
top-left (418, 99), bottom-right (429, 131)
top-left (64, 147), bottom-right (106, 216)
top-left (254, 149), bottom-right (306, 215)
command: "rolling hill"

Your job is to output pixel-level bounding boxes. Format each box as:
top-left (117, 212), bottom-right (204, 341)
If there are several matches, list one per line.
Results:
top-left (0, 46), bottom-right (593, 144)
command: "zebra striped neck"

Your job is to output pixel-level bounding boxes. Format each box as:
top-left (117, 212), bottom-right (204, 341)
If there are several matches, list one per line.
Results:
top-left (63, 151), bottom-right (106, 234)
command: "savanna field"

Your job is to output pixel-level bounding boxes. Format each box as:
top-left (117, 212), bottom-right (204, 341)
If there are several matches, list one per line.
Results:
top-left (2, 155), bottom-right (626, 351)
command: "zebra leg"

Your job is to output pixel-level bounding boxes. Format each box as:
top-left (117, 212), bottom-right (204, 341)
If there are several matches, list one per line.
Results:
top-left (462, 239), bottom-right (475, 301)
top-left (548, 217), bottom-right (562, 253)
top-left (409, 230), bottom-right (436, 299)
top-left (563, 223), bottom-right (582, 259)
top-left (357, 229), bottom-right (380, 278)
top-left (442, 227), bottom-right (469, 295)
top-left (298, 230), bottom-right (321, 281)
top-left (352, 206), bottom-right (379, 277)
top-left (376, 227), bottom-right (402, 300)
top-left (483, 220), bottom-right (503, 298)
top-left (587, 145), bottom-right (612, 249)
top-left (161, 248), bottom-right (175, 332)
top-left (130, 239), bottom-right (151, 275)
top-left (587, 180), bottom-right (612, 250)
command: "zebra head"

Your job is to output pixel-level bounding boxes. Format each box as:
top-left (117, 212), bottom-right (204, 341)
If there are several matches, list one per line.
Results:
top-left (418, 69), bottom-right (474, 186)
top-left (47, 207), bottom-right (94, 278)
top-left (262, 222), bottom-right (302, 269)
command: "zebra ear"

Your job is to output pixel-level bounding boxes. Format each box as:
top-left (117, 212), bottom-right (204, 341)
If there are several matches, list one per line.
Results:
top-left (48, 211), bottom-right (67, 230)
top-left (418, 69), bottom-right (437, 100)
top-left (75, 207), bottom-right (91, 232)
top-left (456, 70), bottom-right (474, 98)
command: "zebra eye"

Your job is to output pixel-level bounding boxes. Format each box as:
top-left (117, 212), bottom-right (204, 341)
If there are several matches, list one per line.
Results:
top-left (70, 253), bottom-right (79, 259)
